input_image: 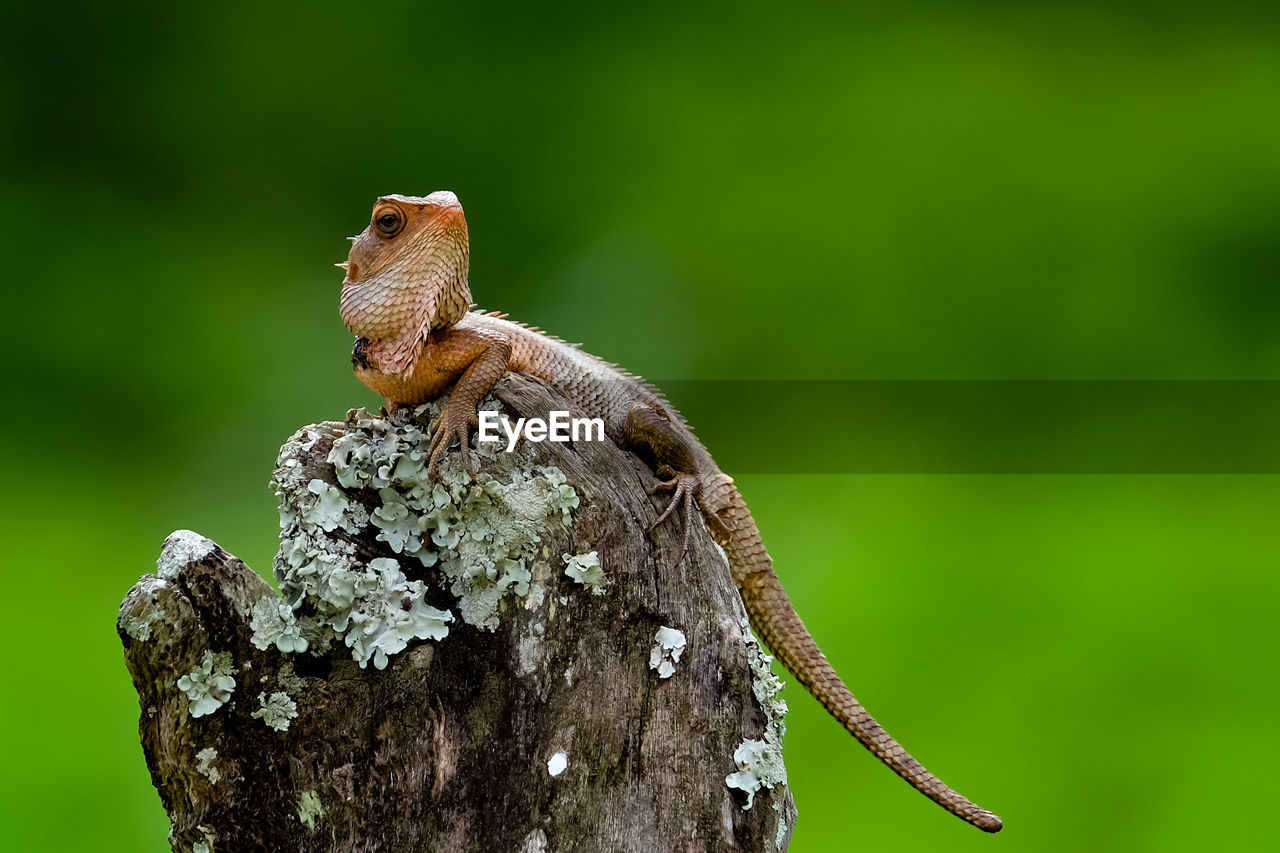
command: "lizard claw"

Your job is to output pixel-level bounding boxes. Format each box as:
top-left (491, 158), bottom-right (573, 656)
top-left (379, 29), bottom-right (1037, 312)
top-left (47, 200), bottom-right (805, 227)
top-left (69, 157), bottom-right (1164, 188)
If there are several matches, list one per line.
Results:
top-left (427, 406), bottom-right (478, 481)
top-left (649, 465), bottom-right (702, 569)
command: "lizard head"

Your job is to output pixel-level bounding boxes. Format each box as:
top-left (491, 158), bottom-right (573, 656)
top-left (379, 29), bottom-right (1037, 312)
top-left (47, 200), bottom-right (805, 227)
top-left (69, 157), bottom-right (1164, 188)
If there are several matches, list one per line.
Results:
top-left (338, 191), bottom-right (472, 374)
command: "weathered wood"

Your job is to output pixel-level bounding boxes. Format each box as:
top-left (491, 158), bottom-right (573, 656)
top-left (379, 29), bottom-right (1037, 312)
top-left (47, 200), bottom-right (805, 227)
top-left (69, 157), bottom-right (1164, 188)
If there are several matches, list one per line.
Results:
top-left (119, 374), bottom-right (794, 852)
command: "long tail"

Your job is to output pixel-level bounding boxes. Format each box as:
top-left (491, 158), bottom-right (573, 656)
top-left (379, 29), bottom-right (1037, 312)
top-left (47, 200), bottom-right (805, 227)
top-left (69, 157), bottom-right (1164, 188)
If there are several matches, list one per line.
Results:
top-left (708, 482), bottom-right (1003, 833)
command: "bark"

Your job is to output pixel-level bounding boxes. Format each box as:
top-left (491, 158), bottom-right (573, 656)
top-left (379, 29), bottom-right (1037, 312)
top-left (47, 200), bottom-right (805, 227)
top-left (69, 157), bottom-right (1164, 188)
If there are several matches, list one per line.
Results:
top-left (119, 374), bottom-right (795, 853)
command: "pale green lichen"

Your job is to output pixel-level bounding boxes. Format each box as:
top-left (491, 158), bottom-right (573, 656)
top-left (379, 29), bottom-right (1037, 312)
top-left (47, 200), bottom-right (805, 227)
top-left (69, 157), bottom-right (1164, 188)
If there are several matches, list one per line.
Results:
top-left (249, 596), bottom-right (308, 653)
top-left (269, 403), bottom-right (584, 665)
top-left (195, 747), bottom-right (220, 785)
top-left (193, 843), bottom-right (211, 853)
top-left (726, 618), bottom-right (789, 810)
top-left (339, 558), bottom-right (452, 669)
top-left (302, 479), bottom-right (352, 532)
top-left (277, 661), bottom-right (307, 695)
top-left (270, 403), bottom-right (584, 669)
top-left (743, 619), bottom-right (788, 726)
top-left (272, 419), bottom-right (454, 669)
top-left (649, 625), bottom-right (687, 679)
top-left (726, 738), bottom-right (787, 810)
top-left (562, 550), bottom-right (604, 594)
top-left (177, 651), bottom-right (237, 718)
top-left (252, 691), bottom-right (298, 731)
top-left (297, 790), bottom-right (324, 831)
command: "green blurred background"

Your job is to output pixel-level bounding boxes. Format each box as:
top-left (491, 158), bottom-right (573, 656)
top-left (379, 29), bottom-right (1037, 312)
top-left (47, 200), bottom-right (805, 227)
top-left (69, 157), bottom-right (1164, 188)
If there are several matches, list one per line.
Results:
top-left (2, 1), bottom-right (1278, 850)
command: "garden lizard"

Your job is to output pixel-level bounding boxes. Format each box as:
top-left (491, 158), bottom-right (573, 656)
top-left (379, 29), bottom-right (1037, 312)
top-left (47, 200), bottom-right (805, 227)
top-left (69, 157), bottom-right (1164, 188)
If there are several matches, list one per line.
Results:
top-left (337, 191), bottom-right (1003, 833)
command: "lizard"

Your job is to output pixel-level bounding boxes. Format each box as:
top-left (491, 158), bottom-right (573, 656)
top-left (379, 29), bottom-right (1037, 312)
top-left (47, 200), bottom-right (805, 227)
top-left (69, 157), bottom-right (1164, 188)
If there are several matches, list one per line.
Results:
top-left (337, 191), bottom-right (1003, 833)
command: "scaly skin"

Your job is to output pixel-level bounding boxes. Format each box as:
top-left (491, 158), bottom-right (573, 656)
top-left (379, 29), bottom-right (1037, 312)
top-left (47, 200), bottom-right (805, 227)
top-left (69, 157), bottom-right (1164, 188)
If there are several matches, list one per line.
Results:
top-left (338, 192), bottom-right (1003, 833)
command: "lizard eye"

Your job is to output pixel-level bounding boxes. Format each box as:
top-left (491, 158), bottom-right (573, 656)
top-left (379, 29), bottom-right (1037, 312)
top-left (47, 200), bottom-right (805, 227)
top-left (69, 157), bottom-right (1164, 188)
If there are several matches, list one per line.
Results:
top-left (373, 206), bottom-right (405, 239)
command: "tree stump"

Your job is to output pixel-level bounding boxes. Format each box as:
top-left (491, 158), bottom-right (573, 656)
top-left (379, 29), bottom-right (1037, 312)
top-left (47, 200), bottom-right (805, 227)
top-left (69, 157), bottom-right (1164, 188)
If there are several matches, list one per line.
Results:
top-left (118, 374), bottom-right (795, 852)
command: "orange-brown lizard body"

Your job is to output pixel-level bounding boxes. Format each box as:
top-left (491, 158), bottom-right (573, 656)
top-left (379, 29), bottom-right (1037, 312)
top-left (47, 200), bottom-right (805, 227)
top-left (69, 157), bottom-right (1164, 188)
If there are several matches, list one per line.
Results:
top-left (338, 191), bottom-right (1002, 833)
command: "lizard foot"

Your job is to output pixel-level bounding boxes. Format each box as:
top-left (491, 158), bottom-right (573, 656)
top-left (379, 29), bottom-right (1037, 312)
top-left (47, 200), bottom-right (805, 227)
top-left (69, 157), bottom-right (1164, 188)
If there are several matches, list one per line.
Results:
top-left (427, 405), bottom-right (478, 481)
top-left (649, 464), bottom-right (702, 568)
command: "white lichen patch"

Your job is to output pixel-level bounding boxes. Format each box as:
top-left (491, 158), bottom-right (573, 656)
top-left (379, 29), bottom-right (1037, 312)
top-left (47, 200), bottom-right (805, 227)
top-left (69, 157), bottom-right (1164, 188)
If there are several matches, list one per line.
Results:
top-left (272, 421), bottom-right (454, 669)
top-left (519, 829), bottom-right (549, 853)
top-left (342, 558), bottom-right (453, 669)
top-left (742, 620), bottom-right (788, 728)
top-left (177, 651), bottom-right (237, 718)
top-left (547, 751), bottom-right (568, 777)
top-left (726, 738), bottom-right (787, 810)
top-left (726, 619), bottom-right (789, 810)
top-left (302, 479), bottom-right (353, 533)
top-left (122, 605), bottom-right (165, 641)
top-left (157, 529), bottom-right (215, 579)
top-left (121, 576), bottom-right (169, 641)
top-left (416, 457), bottom-right (578, 630)
top-left (297, 790), bottom-right (324, 831)
top-left (270, 405), bottom-right (584, 667)
top-left (649, 626), bottom-right (687, 679)
top-left (195, 747), bottom-right (220, 785)
top-left (249, 596), bottom-right (308, 653)
top-left (252, 691), bottom-right (298, 731)
top-left (562, 550), bottom-right (604, 594)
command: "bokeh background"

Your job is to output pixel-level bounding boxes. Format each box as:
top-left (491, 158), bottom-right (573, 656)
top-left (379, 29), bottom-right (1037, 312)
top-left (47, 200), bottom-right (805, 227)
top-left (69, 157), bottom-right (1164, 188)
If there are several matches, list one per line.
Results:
top-left (3, 1), bottom-right (1278, 850)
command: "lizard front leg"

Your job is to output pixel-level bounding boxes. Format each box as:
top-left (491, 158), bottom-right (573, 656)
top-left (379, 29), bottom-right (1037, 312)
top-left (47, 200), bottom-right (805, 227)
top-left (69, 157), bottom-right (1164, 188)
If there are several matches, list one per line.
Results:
top-left (421, 327), bottom-right (513, 479)
top-left (623, 402), bottom-right (729, 564)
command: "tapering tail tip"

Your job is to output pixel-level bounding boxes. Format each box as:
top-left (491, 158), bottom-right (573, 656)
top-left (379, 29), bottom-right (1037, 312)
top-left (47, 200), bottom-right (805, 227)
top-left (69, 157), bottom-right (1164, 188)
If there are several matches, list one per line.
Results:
top-left (973, 810), bottom-right (1003, 833)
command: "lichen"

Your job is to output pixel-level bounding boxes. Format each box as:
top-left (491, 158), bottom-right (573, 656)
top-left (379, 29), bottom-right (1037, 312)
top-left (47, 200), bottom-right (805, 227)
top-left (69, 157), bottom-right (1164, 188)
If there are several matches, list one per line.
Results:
top-left (341, 558), bottom-right (453, 669)
top-left (252, 691), bottom-right (298, 731)
top-left (177, 651), bottom-right (237, 718)
top-left (193, 826), bottom-right (215, 853)
top-left (547, 751), bottom-right (568, 777)
top-left (562, 550), bottom-right (605, 594)
top-left (157, 529), bottom-right (215, 579)
top-left (725, 619), bottom-right (789, 809)
top-left (269, 403), bottom-right (584, 668)
top-left (277, 661), bottom-right (307, 695)
top-left (122, 607), bottom-right (164, 641)
top-left (297, 790), bottom-right (324, 831)
top-left (195, 747), bottom-right (220, 785)
top-left (121, 577), bottom-right (168, 641)
top-left (726, 738), bottom-right (787, 810)
top-left (742, 619), bottom-right (788, 729)
top-left (301, 479), bottom-right (353, 532)
top-left (519, 829), bottom-right (549, 852)
top-left (649, 626), bottom-right (687, 679)
top-left (249, 596), bottom-right (308, 653)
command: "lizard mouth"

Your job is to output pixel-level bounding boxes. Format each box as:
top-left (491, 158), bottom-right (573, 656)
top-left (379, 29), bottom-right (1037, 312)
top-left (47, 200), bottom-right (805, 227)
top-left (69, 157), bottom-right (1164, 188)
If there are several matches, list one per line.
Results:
top-left (343, 260), bottom-right (360, 286)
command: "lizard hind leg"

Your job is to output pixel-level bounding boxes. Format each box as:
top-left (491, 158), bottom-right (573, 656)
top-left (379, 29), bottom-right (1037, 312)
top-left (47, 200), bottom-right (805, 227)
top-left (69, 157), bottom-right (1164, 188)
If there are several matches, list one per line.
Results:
top-left (623, 402), bottom-right (727, 566)
top-left (648, 464), bottom-right (701, 564)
